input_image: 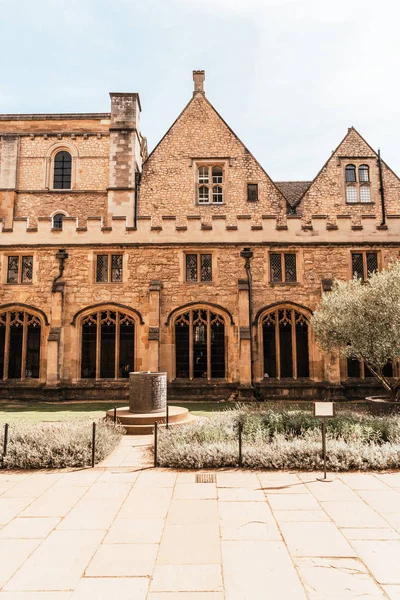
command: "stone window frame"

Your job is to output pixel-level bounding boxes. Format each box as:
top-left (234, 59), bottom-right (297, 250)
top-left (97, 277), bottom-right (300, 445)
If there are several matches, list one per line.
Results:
top-left (180, 250), bottom-right (218, 285)
top-left (194, 160), bottom-right (227, 206)
top-left (256, 302), bottom-right (315, 381)
top-left (91, 251), bottom-right (127, 285)
top-left (266, 249), bottom-right (303, 285)
top-left (50, 210), bottom-right (69, 231)
top-left (0, 305), bottom-right (46, 381)
top-left (172, 303), bottom-right (229, 381)
top-left (342, 159), bottom-right (374, 205)
top-left (2, 252), bottom-right (37, 285)
top-left (75, 304), bottom-right (139, 381)
top-left (349, 249), bottom-right (381, 282)
top-left (247, 182), bottom-right (259, 202)
top-left (44, 141), bottom-right (79, 191)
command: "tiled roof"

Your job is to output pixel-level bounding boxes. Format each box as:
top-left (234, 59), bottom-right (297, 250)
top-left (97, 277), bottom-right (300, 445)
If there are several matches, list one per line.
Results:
top-left (274, 181), bottom-right (312, 207)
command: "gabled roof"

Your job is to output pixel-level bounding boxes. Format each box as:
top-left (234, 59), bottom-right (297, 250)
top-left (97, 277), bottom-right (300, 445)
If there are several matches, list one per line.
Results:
top-left (274, 181), bottom-right (312, 208)
top-left (145, 91), bottom-right (290, 211)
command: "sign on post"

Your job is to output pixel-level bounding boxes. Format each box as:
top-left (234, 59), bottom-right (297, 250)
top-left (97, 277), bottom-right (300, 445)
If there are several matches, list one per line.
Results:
top-left (313, 402), bottom-right (335, 482)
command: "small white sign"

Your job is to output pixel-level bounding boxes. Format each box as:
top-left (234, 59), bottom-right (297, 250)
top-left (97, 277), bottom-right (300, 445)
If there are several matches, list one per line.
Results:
top-left (314, 401), bottom-right (334, 418)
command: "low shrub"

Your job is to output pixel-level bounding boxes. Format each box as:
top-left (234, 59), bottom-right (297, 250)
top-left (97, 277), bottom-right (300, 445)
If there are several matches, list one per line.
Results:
top-left (0, 419), bottom-right (123, 469)
top-left (157, 405), bottom-right (400, 470)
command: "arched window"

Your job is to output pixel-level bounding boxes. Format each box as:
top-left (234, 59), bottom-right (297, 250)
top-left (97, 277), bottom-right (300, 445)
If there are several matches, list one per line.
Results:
top-left (52, 214), bottom-right (64, 230)
top-left (53, 151), bottom-right (72, 189)
top-left (198, 185), bottom-right (209, 204)
top-left (262, 307), bottom-right (310, 379)
top-left (175, 308), bottom-right (225, 380)
top-left (80, 309), bottom-right (135, 379)
top-left (0, 309), bottom-right (42, 379)
top-left (359, 164), bottom-right (369, 182)
top-left (212, 186), bottom-right (223, 203)
top-left (345, 164), bottom-right (356, 182)
top-left (212, 166), bottom-right (223, 184)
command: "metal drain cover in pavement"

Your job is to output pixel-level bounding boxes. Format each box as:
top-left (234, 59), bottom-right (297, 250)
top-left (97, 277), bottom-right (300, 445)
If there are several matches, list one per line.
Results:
top-left (196, 473), bottom-right (216, 483)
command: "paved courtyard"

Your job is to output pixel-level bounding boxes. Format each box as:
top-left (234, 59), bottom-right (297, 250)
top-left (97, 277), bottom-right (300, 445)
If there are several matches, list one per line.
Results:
top-left (1, 437), bottom-right (400, 598)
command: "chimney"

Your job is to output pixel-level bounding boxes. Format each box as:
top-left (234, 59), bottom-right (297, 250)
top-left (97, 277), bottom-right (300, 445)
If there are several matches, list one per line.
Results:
top-left (193, 70), bottom-right (205, 95)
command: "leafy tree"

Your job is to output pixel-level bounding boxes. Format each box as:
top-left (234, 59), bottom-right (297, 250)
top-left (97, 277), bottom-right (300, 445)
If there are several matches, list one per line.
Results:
top-left (311, 262), bottom-right (400, 401)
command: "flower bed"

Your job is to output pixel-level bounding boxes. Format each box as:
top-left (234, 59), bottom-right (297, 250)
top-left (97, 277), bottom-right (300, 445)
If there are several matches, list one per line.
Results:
top-left (157, 405), bottom-right (400, 470)
top-left (0, 419), bottom-right (123, 469)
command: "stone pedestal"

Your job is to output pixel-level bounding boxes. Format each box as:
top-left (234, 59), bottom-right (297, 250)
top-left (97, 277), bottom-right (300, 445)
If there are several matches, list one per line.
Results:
top-left (106, 370), bottom-right (197, 435)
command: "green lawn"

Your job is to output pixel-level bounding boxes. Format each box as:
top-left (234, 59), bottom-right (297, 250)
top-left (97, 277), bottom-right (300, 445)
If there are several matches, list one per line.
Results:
top-left (0, 399), bottom-right (367, 423)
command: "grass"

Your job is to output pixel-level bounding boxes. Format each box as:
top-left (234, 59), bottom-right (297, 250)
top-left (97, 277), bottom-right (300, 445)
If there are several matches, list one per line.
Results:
top-left (0, 399), bottom-right (368, 423)
top-left (157, 404), bottom-right (400, 470)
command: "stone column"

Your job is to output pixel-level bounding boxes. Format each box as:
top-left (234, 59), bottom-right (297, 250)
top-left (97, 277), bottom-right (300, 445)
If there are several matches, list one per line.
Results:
top-left (148, 280), bottom-right (161, 372)
top-left (0, 135), bottom-right (19, 230)
top-left (46, 282), bottom-right (64, 386)
top-left (238, 278), bottom-right (252, 387)
top-left (108, 93), bottom-right (142, 227)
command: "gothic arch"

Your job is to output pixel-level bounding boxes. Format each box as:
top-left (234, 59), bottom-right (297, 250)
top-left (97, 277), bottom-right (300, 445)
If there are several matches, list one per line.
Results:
top-left (257, 302), bottom-right (313, 380)
top-left (71, 303), bottom-right (144, 326)
top-left (166, 301), bottom-right (235, 326)
top-left (171, 303), bottom-right (230, 381)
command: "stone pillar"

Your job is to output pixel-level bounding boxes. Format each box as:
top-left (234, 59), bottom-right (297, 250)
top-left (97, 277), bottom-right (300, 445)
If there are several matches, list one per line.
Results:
top-left (0, 135), bottom-right (19, 229)
top-left (108, 93), bottom-right (142, 227)
top-left (238, 279), bottom-right (252, 386)
top-left (148, 280), bottom-right (162, 372)
top-left (46, 284), bottom-right (64, 386)
top-left (324, 349), bottom-right (341, 384)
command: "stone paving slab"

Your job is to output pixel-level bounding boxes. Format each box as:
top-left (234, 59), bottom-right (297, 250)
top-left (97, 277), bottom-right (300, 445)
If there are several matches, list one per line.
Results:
top-left (2, 438), bottom-right (400, 598)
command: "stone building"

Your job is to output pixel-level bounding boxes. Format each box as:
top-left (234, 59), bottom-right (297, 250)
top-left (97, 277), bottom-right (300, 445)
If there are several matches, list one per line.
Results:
top-left (0, 70), bottom-right (399, 402)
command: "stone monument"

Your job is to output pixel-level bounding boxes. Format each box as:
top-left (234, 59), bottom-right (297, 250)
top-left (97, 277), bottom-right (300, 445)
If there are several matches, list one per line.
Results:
top-left (106, 371), bottom-right (195, 434)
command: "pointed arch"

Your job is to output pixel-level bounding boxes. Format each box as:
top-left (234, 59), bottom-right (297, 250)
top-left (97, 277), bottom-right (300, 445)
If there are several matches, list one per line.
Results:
top-left (170, 303), bottom-right (230, 381)
top-left (166, 301), bottom-right (235, 326)
top-left (257, 302), bottom-right (312, 380)
top-left (0, 304), bottom-right (47, 380)
top-left (72, 303), bottom-right (144, 326)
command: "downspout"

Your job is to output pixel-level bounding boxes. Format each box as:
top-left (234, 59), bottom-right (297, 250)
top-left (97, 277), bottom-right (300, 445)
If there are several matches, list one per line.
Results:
top-left (378, 149), bottom-right (386, 227)
top-left (240, 247), bottom-right (258, 398)
top-left (134, 171), bottom-right (141, 229)
top-left (52, 249), bottom-right (69, 293)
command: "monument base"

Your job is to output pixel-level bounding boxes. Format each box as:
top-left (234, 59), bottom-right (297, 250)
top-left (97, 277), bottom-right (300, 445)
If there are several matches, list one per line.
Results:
top-left (106, 405), bottom-right (197, 435)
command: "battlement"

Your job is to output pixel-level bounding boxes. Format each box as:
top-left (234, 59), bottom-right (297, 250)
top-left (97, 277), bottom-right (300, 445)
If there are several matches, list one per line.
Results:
top-left (1, 213), bottom-right (399, 245)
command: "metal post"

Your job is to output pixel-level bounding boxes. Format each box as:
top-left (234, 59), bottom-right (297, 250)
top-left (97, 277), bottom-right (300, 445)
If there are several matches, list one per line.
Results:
top-left (91, 422), bottom-right (96, 468)
top-left (166, 403), bottom-right (169, 430)
top-left (154, 422), bottom-right (158, 468)
top-left (113, 406), bottom-right (117, 424)
top-left (238, 421), bottom-right (243, 467)
top-left (3, 423), bottom-right (9, 457)
top-left (322, 417), bottom-right (327, 480)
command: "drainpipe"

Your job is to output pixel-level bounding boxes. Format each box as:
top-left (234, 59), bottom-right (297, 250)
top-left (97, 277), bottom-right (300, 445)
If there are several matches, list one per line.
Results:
top-left (378, 149), bottom-right (386, 227)
top-left (52, 249), bottom-right (69, 293)
top-left (134, 171), bottom-right (141, 230)
top-left (240, 247), bottom-right (258, 397)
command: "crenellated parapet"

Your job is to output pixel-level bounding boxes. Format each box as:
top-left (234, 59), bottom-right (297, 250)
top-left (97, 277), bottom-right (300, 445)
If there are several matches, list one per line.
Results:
top-left (2, 213), bottom-right (400, 245)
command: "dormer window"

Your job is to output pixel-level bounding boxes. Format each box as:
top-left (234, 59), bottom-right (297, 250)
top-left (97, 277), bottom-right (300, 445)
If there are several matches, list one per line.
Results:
top-left (345, 163), bottom-right (372, 204)
top-left (197, 164), bottom-right (224, 204)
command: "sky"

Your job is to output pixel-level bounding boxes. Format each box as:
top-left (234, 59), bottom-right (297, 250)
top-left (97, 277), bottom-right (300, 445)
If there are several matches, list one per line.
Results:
top-left (0, 0), bottom-right (399, 181)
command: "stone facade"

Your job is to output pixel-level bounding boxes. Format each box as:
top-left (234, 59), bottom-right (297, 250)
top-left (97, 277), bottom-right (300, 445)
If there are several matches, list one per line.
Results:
top-left (0, 70), bottom-right (400, 401)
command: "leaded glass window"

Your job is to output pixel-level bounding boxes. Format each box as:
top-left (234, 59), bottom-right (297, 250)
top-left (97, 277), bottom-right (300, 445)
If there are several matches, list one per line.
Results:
top-left (345, 164), bottom-right (356, 182)
top-left (96, 254), bottom-right (123, 283)
top-left (7, 256), bottom-right (33, 284)
top-left (175, 308), bottom-right (225, 380)
top-left (270, 253), bottom-right (297, 283)
top-left (0, 310), bottom-right (41, 380)
top-left (185, 253), bottom-right (213, 282)
top-left (247, 183), bottom-right (258, 202)
top-left (81, 309), bottom-right (135, 379)
top-left (359, 185), bottom-right (371, 203)
top-left (359, 164), bottom-right (369, 182)
top-left (52, 214), bottom-right (64, 230)
top-left (346, 185), bottom-right (358, 203)
top-left (53, 151), bottom-right (72, 189)
top-left (262, 307), bottom-right (310, 379)
top-left (352, 251), bottom-right (378, 280)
